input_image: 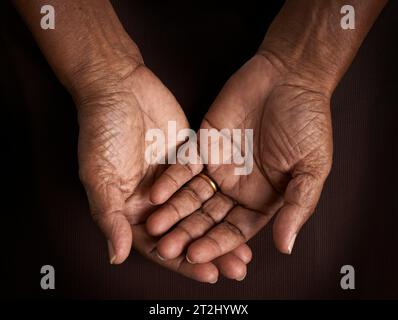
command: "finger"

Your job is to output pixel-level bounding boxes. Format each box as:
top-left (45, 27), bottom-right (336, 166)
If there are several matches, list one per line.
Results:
top-left (85, 182), bottom-right (133, 264)
top-left (133, 225), bottom-right (219, 283)
top-left (156, 192), bottom-right (234, 260)
top-left (94, 214), bottom-right (133, 265)
top-left (146, 175), bottom-right (216, 236)
top-left (187, 205), bottom-right (276, 264)
top-left (213, 251), bottom-right (247, 281)
top-left (212, 244), bottom-right (253, 280)
top-left (231, 243), bottom-right (253, 264)
top-left (272, 169), bottom-right (329, 255)
top-left (150, 162), bottom-right (203, 205)
top-left (134, 225), bottom-right (252, 283)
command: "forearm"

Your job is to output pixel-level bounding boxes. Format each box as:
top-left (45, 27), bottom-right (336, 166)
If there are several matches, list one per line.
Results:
top-left (259, 0), bottom-right (387, 95)
top-left (13, 0), bottom-right (141, 93)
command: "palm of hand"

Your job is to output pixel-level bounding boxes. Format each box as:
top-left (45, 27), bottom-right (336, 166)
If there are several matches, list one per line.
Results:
top-left (77, 64), bottom-right (187, 246)
top-left (77, 64), bottom-right (252, 282)
top-left (148, 55), bottom-right (332, 263)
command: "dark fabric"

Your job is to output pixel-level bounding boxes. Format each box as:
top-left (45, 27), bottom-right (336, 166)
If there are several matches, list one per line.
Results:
top-left (1, 0), bottom-right (397, 299)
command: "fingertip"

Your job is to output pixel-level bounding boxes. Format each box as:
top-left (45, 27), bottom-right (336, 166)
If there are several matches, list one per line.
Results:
top-left (156, 235), bottom-right (184, 260)
top-left (155, 250), bottom-right (166, 261)
top-left (145, 214), bottom-right (158, 236)
top-left (274, 170), bottom-right (323, 255)
top-left (236, 270), bottom-right (247, 281)
top-left (108, 240), bottom-right (117, 264)
top-left (149, 184), bottom-right (167, 205)
top-left (272, 224), bottom-right (289, 255)
top-left (101, 216), bottom-right (133, 265)
top-left (235, 264), bottom-right (247, 281)
top-left (216, 255), bottom-right (247, 280)
top-left (287, 233), bottom-right (297, 255)
top-left (233, 244), bottom-right (253, 264)
top-left (110, 250), bottom-right (130, 264)
top-left (186, 240), bottom-right (213, 264)
top-left (186, 254), bottom-right (195, 264)
top-left (108, 232), bottom-right (133, 265)
top-left (191, 263), bottom-right (219, 284)
top-left (146, 212), bottom-right (167, 237)
top-left (272, 213), bottom-right (297, 255)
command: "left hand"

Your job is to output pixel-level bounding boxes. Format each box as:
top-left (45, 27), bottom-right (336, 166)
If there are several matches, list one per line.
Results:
top-left (146, 53), bottom-right (333, 264)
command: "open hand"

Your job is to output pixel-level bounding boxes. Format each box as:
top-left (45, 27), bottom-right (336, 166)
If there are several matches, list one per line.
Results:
top-left (75, 56), bottom-right (251, 282)
top-left (147, 54), bottom-right (333, 264)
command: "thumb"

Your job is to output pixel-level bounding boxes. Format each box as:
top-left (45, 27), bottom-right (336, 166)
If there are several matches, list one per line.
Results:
top-left (272, 158), bottom-right (331, 254)
top-left (84, 180), bottom-right (133, 264)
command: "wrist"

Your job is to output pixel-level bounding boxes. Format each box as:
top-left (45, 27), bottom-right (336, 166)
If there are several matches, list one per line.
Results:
top-left (257, 0), bottom-right (358, 98)
top-left (258, 40), bottom-right (339, 99)
top-left (61, 39), bottom-right (143, 97)
top-left (16, 0), bottom-right (144, 98)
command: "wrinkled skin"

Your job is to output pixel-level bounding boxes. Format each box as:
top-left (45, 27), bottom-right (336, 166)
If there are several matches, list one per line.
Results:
top-left (75, 57), bottom-right (252, 282)
top-left (147, 54), bottom-right (333, 263)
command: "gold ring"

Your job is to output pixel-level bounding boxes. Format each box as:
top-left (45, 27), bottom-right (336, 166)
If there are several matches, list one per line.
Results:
top-left (198, 173), bottom-right (218, 193)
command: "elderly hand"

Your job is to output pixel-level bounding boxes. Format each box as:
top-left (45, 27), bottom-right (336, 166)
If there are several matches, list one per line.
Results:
top-left (74, 53), bottom-right (252, 282)
top-left (147, 53), bottom-right (333, 265)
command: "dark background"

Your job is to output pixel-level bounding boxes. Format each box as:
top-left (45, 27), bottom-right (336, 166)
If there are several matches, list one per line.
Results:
top-left (1, 0), bottom-right (397, 299)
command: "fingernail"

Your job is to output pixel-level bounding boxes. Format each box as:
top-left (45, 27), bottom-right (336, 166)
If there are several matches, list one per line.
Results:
top-left (108, 240), bottom-right (117, 264)
top-left (186, 254), bottom-right (195, 264)
top-left (208, 278), bottom-right (218, 284)
top-left (287, 233), bottom-right (297, 254)
top-left (236, 272), bottom-right (247, 282)
top-left (156, 250), bottom-right (166, 261)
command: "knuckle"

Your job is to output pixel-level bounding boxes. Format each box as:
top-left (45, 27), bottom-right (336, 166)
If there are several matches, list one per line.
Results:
top-left (176, 224), bottom-right (194, 242)
top-left (182, 162), bottom-right (202, 177)
top-left (196, 207), bottom-right (217, 226)
top-left (163, 171), bottom-right (179, 189)
top-left (189, 179), bottom-right (214, 200)
top-left (165, 201), bottom-right (182, 220)
top-left (180, 186), bottom-right (202, 205)
top-left (206, 193), bottom-right (234, 215)
top-left (204, 234), bottom-right (224, 255)
top-left (222, 221), bottom-right (247, 242)
top-left (188, 163), bottom-right (203, 175)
